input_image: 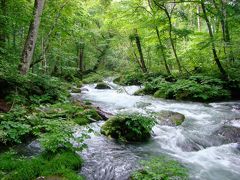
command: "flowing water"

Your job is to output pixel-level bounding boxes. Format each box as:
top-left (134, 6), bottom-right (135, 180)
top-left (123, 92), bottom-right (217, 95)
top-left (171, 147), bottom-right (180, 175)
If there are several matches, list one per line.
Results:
top-left (72, 79), bottom-right (240, 180)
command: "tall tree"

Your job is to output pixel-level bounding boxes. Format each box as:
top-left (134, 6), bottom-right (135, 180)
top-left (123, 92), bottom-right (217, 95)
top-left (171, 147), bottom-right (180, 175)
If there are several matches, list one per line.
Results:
top-left (20, 0), bottom-right (45, 75)
top-left (200, 0), bottom-right (227, 77)
top-left (0, 0), bottom-right (6, 53)
top-left (134, 29), bottom-right (148, 73)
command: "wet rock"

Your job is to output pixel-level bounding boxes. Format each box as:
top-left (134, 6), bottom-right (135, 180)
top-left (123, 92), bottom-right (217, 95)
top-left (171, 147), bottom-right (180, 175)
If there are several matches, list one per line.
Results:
top-left (133, 89), bottom-right (145, 96)
top-left (155, 110), bottom-right (185, 126)
top-left (232, 104), bottom-right (240, 112)
top-left (177, 138), bottom-right (203, 152)
top-left (96, 107), bottom-right (113, 120)
top-left (71, 88), bottom-right (81, 93)
top-left (95, 82), bottom-right (111, 89)
top-left (135, 102), bottom-right (151, 108)
top-left (214, 125), bottom-right (240, 143)
top-left (81, 87), bottom-right (89, 92)
top-left (28, 140), bottom-right (42, 153)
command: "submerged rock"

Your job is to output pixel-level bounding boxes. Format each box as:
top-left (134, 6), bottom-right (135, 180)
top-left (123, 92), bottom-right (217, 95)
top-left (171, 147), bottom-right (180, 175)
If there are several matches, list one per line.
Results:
top-left (214, 125), bottom-right (240, 143)
top-left (155, 110), bottom-right (185, 126)
top-left (95, 82), bottom-right (111, 89)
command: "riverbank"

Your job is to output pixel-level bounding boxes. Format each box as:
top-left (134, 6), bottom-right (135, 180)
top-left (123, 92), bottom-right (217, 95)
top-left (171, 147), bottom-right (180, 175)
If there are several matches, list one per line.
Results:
top-left (0, 73), bottom-right (105, 179)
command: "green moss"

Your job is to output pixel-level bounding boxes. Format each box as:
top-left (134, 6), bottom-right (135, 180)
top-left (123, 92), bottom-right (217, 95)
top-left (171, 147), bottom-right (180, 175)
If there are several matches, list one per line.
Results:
top-left (101, 113), bottom-right (155, 142)
top-left (133, 89), bottom-right (145, 96)
top-left (131, 156), bottom-right (188, 180)
top-left (0, 151), bottom-right (84, 180)
top-left (72, 88), bottom-right (81, 93)
top-left (83, 109), bottom-right (102, 121)
top-left (74, 117), bottom-right (90, 125)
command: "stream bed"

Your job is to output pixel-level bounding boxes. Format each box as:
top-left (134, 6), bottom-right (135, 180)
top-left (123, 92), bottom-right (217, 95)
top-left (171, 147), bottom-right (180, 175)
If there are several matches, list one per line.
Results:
top-left (72, 80), bottom-right (240, 180)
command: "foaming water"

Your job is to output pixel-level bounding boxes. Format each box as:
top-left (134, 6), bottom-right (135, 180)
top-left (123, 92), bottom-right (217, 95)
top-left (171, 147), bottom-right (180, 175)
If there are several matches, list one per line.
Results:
top-left (72, 80), bottom-right (240, 180)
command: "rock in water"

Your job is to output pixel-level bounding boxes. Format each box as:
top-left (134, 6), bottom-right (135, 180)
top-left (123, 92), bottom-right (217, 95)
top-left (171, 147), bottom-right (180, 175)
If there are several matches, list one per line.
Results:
top-left (215, 125), bottom-right (240, 143)
top-left (71, 88), bottom-right (81, 93)
top-left (155, 110), bottom-right (185, 126)
top-left (95, 82), bottom-right (111, 89)
top-left (101, 113), bottom-right (155, 142)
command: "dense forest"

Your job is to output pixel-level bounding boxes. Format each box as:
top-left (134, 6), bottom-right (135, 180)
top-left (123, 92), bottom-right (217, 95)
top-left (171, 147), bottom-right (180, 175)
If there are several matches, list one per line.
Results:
top-left (0, 0), bottom-right (240, 179)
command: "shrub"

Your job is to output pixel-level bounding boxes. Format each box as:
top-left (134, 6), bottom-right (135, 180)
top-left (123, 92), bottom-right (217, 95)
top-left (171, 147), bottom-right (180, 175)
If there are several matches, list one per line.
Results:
top-left (114, 71), bottom-right (145, 85)
top-left (171, 79), bottom-right (230, 101)
top-left (101, 113), bottom-right (155, 142)
top-left (131, 156), bottom-right (188, 180)
top-left (82, 73), bottom-right (103, 84)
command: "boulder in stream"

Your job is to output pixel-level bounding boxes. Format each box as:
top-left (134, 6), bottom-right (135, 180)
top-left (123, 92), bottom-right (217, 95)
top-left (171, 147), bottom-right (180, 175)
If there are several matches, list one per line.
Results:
top-left (95, 82), bottom-right (111, 89)
top-left (71, 88), bottom-right (81, 93)
top-left (101, 113), bottom-right (155, 142)
top-left (214, 125), bottom-right (240, 143)
top-left (155, 110), bottom-right (185, 126)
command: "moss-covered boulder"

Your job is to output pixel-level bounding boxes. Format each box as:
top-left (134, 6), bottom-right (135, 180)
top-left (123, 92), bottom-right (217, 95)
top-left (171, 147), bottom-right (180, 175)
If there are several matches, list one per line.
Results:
top-left (71, 88), bottom-right (81, 93)
top-left (155, 110), bottom-right (185, 126)
top-left (133, 89), bottom-right (145, 96)
top-left (100, 114), bottom-right (155, 142)
top-left (95, 82), bottom-right (111, 89)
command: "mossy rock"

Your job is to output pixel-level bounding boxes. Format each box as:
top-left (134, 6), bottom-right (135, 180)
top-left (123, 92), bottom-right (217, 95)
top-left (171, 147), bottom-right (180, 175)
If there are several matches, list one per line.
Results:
top-left (95, 82), bottom-right (111, 89)
top-left (83, 109), bottom-right (102, 121)
top-left (155, 110), bottom-right (185, 126)
top-left (76, 81), bottom-right (83, 88)
top-left (154, 90), bottom-right (167, 98)
top-left (71, 88), bottom-right (81, 93)
top-left (100, 114), bottom-right (155, 142)
top-left (133, 89), bottom-right (145, 96)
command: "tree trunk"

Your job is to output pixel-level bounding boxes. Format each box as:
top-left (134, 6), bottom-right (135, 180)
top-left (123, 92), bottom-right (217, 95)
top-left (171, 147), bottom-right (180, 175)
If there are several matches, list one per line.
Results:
top-left (164, 8), bottom-right (182, 74)
top-left (134, 29), bottom-right (147, 73)
top-left (201, 0), bottom-right (227, 78)
top-left (79, 43), bottom-right (84, 80)
top-left (155, 27), bottom-right (171, 75)
top-left (130, 40), bottom-right (142, 69)
top-left (0, 0), bottom-right (6, 53)
top-left (197, 5), bottom-right (201, 31)
top-left (20, 0), bottom-right (45, 75)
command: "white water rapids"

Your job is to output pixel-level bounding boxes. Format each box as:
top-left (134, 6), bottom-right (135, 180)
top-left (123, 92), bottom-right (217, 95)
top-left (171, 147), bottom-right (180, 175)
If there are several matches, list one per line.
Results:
top-left (72, 80), bottom-right (240, 180)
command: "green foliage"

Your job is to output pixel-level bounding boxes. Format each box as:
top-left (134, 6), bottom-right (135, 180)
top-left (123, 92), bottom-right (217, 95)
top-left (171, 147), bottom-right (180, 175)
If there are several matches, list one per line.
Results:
top-left (138, 75), bottom-right (231, 102)
top-left (131, 156), bottom-right (188, 180)
top-left (0, 72), bottom-right (69, 106)
top-left (0, 121), bottom-right (30, 144)
top-left (101, 113), bottom-right (155, 142)
top-left (82, 73), bottom-right (104, 84)
top-left (114, 71), bottom-right (145, 85)
top-left (0, 150), bottom-right (84, 180)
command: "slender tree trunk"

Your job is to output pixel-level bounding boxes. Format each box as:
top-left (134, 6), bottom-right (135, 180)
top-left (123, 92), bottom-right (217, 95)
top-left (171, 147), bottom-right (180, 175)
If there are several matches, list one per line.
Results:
top-left (197, 5), bottom-right (201, 31)
top-left (164, 8), bottom-right (182, 74)
top-left (20, 0), bottom-right (45, 75)
top-left (201, 0), bottom-right (227, 78)
top-left (0, 0), bottom-right (6, 53)
top-left (79, 43), bottom-right (84, 80)
top-left (130, 40), bottom-right (142, 69)
top-left (41, 36), bottom-right (47, 74)
top-left (134, 29), bottom-right (147, 73)
top-left (155, 27), bottom-right (171, 75)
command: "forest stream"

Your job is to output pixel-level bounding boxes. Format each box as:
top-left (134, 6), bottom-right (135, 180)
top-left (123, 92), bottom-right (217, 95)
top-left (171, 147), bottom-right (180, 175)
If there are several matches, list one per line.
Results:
top-left (71, 79), bottom-right (240, 180)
